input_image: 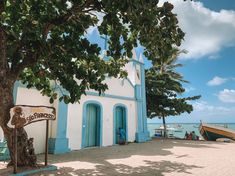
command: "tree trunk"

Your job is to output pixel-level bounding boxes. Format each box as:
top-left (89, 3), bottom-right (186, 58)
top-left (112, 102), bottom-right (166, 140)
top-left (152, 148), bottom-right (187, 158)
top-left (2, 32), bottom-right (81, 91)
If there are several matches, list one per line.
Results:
top-left (162, 116), bottom-right (167, 138)
top-left (0, 81), bottom-right (37, 167)
top-left (1, 24), bottom-right (36, 167)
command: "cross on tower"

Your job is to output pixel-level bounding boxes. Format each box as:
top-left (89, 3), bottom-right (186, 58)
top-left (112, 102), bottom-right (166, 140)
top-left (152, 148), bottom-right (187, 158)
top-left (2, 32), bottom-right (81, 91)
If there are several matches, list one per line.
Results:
top-left (101, 35), bottom-right (108, 50)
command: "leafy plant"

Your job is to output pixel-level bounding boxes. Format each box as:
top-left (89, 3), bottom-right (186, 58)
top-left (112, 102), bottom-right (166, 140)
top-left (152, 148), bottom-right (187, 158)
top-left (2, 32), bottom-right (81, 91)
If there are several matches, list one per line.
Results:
top-left (0, 1), bottom-right (184, 166)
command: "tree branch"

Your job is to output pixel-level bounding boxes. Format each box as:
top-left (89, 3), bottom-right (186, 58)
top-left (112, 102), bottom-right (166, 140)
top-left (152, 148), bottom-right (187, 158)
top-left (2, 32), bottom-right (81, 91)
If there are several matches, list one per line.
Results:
top-left (0, 0), bottom-right (4, 14)
top-left (11, 0), bottom-right (103, 77)
top-left (0, 27), bottom-right (7, 82)
top-left (13, 46), bottom-right (42, 78)
top-left (0, 1), bottom-right (6, 79)
top-left (42, 0), bottom-right (101, 37)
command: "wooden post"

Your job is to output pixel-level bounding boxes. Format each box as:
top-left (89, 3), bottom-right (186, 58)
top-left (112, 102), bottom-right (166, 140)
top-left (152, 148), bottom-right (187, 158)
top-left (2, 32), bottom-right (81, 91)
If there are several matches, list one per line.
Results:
top-left (45, 120), bottom-right (49, 166)
top-left (13, 127), bottom-right (17, 174)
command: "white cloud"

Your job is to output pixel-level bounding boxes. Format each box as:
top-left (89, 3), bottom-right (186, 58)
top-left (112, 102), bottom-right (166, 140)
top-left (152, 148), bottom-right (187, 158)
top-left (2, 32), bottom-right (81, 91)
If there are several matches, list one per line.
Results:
top-left (193, 101), bottom-right (230, 112)
top-left (185, 86), bottom-right (196, 92)
top-left (208, 54), bottom-right (220, 60)
top-left (161, 0), bottom-right (235, 59)
top-left (218, 89), bottom-right (235, 103)
top-left (207, 76), bottom-right (227, 86)
top-left (148, 99), bottom-right (235, 123)
top-left (184, 100), bottom-right (235, 123)
top-left (86, 1), bottom-right (235, 60)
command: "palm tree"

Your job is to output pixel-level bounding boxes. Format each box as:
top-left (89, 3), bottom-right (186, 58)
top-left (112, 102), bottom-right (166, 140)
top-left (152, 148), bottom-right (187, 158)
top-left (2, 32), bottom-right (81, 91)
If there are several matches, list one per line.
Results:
top-left (157, 48), bottom-right (188, 82)
top-left (146, 48), bottom-right (200, 138)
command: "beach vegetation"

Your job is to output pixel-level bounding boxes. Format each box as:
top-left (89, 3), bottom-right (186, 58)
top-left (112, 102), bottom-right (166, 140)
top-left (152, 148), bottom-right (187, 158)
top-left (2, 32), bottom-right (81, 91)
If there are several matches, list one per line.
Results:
top-left (146, 48), bottom-right (201, 137)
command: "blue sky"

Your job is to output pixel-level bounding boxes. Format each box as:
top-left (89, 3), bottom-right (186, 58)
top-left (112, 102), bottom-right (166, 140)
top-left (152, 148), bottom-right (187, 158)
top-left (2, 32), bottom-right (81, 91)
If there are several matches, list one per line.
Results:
top-left (149, 0), bottom-right (235, 123)
top-left (86, 0), bottom-right (235, 123)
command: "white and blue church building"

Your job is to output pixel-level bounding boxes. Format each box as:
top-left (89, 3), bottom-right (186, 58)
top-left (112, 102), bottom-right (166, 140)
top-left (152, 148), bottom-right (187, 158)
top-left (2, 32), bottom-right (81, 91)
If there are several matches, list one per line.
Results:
top-left (0, 50), bottom-right (150, 155)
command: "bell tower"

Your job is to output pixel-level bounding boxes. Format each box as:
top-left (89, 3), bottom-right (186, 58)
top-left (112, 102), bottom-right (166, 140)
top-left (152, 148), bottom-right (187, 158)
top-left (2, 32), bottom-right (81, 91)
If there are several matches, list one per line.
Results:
top-left (130, 50), bottom-right (150, 142)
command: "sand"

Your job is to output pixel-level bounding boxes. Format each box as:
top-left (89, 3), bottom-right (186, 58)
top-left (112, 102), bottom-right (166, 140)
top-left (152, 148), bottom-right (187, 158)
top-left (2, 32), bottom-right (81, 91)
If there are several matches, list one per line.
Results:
top-left (1, 139), bottom-right (235, 176)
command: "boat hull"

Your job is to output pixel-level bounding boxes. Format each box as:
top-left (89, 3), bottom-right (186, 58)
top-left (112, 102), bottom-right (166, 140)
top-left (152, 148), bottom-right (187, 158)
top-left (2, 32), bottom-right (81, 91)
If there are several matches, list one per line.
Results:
top-left (199, 124), bottom-right (235, 141)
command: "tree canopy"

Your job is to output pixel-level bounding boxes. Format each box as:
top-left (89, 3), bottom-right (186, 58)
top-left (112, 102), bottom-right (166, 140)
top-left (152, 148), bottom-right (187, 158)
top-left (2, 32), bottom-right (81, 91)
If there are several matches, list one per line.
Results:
top-left (146, 48), bottom-right (200, 137)
top-left (0, 0), bottom-right (184, 104)
top-left (146, 48), bottom-right (201, 119)
top-left (0, 0), bottom-right (185, 166)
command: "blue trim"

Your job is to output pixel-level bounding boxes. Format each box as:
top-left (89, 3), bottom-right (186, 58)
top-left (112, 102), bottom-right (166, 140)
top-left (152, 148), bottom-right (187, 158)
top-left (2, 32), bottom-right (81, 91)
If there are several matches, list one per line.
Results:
top-left (48, 138), bottom-right (70, 154)
top-left (49, 97), bottom-right (70, 154)
top-left (134, 61), bottom-right (150, 142)
top-left (14, 81), bottom-right (25, 88)
top-left (81, 100), bottom-right (103, 148)
top-left (10, 165), bottom-right (57, 176)
top-left (0, 155), bottom-right (10, 161)
top-left (113, 104), bottom-right (128, 145)
top-left (86, 91), bottom-right (135, 101)
top-left (135, 85), bottom-right (142, 100)
top-left (136, 98), bottom-right (143, 133)
top-left (135, 131), bottom-right (150, 142)
top-left (0, 140), bottom-right (10, 161)
top-left (57, 99), bottom-right (68, 138)
top-left (140, 61), bottom-right (148, 135)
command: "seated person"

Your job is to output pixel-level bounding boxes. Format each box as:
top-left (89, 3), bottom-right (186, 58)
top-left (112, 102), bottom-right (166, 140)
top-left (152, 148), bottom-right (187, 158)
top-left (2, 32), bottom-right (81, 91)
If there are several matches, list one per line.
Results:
top-left (192, 131), bottom-right (197, 140)
top-left (118, 128), bottom-right (126, 145)
top-left (187, 132), bottom-right (192, 140)
top-left (184, 131), bottom-right (189, 139)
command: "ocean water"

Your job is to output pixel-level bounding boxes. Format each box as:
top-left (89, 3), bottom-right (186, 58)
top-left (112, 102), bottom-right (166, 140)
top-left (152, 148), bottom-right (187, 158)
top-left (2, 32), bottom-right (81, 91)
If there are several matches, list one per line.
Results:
top-left (147, 123), bottom-right (235, 139)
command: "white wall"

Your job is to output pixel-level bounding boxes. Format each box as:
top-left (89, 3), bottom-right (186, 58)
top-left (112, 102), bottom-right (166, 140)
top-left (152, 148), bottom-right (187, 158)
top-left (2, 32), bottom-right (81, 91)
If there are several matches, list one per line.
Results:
top-left (9, 62), bottom-right (139, 153)
top-left (90, 77), bottom-right (135, 98)
top-left (10, 83), bottom-right (138, 153)
top-left (67, 94), bottom-right (137, 150)
top-left (16, 87), bottom-right (54, 154)
top-left (124, 61), bottom-right (136, 86)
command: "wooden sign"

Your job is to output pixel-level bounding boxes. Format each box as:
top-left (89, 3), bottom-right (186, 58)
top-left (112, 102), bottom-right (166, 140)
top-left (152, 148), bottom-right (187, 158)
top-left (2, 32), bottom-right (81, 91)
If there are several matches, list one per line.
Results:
top-left (9, 105), bottom-right (56, 128)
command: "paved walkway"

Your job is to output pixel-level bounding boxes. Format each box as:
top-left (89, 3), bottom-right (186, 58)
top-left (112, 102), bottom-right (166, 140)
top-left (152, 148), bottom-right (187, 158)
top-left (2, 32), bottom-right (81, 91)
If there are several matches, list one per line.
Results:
top-left (1, 139), bottom-right (235, 175)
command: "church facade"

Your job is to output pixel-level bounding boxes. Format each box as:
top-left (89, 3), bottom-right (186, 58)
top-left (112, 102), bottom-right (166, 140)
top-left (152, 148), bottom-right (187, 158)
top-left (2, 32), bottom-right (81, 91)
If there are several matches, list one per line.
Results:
top-left (0, 52), bottom-right (150, 154)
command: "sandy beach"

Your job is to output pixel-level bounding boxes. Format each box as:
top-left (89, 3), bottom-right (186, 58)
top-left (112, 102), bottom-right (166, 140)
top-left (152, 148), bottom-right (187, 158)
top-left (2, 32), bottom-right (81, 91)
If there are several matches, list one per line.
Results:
top-left (1, 139), bottom-right (235, 176)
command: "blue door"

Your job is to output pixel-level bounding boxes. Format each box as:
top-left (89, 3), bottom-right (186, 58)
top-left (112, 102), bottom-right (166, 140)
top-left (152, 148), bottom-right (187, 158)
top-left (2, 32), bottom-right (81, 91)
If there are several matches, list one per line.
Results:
top-left (115, 106), bottom-right (126, 144)
top-left (85, 104), bottom-right (100, 147)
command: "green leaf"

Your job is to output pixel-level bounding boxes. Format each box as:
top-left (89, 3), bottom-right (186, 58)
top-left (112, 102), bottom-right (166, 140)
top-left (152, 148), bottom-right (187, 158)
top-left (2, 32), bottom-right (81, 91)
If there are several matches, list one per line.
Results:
top-left (49, 97), bottom-right (54, 104)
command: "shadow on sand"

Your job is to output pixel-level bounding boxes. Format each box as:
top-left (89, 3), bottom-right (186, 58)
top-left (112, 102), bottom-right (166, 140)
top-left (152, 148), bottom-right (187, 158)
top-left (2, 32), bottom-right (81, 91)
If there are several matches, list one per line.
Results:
top-left (1, 139), bottom-right (228, 176)
top-left (43, 160), bottom-right (202, 176)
